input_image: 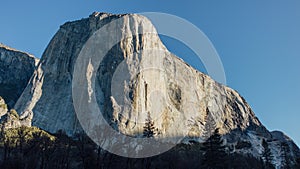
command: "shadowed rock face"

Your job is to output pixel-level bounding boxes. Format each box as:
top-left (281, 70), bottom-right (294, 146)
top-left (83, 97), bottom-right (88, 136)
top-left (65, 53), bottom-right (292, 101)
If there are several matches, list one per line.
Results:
top-left (0, 44), bottom-right (38, 108)
top-left (13, 12), bottom-right (299, 166)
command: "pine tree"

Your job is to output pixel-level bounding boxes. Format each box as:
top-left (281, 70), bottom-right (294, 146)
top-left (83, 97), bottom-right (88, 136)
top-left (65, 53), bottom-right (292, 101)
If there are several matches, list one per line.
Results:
top-left (203, 108), bottom-right (216, 140)
top-left (201, 128), bottom-right (227, 169)
top-left (143, 112), bottom-right (156, 138)
top-left (262, 139), bottom-right (275, 169)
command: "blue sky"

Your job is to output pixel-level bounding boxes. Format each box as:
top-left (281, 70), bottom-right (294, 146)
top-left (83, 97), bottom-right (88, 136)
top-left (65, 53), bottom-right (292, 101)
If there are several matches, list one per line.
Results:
top-left (0, 1), bottom-right (299, 146)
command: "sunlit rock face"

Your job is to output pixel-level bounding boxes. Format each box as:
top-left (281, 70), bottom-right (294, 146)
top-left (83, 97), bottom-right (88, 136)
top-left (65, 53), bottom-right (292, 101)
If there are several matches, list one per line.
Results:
top-left (0, 44), bottom-right (38, 108)
top-left (14, 12), bottom-right (261, 137)
top-left (0, 96), bottom-right (8, 118)
top-left (14, 12), bottom-right (299, 166)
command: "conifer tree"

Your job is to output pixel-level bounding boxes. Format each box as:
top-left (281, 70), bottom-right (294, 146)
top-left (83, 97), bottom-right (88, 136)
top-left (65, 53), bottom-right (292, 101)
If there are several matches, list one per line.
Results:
top-left (203, 108), bottom-right (216, 140)
top-left (202, 128), bottom-right (227, 169)
top-left (143, 112), bottom-right (156, 138)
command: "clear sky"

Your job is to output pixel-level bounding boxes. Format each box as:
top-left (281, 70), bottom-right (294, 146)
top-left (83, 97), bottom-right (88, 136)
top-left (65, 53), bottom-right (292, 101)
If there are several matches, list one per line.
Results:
top-left (0, 1), bottom-right (299, 146)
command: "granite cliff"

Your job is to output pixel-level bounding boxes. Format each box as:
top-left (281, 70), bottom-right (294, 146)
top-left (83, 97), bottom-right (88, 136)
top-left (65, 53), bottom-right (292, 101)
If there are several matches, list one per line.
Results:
top-left (0, 44), bottom-right (38, 108)
top-left (8, 12), bottom-right (300, 167)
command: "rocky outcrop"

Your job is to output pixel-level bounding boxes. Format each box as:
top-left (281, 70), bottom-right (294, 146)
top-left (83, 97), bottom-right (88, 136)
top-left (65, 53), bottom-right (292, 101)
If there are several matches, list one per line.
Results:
top-left (0, 44), bottom-right (39, 108)
top-left (0, 96), bottom-right (8, 118)
top-left (0, 96), bottom-right (32, 129)
top-left (14, 12), bottom-right (299, 167)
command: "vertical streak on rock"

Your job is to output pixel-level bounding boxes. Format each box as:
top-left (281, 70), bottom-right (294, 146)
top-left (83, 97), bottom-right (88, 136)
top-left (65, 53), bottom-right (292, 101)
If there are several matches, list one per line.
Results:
top-left (145, 81), bottom-right (148, 110)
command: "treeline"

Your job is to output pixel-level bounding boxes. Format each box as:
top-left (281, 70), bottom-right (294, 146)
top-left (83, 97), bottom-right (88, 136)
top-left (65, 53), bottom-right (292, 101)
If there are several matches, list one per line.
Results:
top-left (1, 126), bottom-right (299, 169)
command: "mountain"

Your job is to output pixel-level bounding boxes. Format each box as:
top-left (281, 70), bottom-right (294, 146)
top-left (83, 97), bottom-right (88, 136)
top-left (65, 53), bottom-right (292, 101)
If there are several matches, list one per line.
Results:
top-left (3, 12), bottom-right (299, 168)
top-left (0, 44), bottom-right (38, 108)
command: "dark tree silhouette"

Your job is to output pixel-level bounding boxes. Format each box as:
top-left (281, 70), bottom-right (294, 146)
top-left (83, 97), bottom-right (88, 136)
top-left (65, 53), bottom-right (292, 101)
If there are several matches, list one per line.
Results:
top-left (201, 128), bottom-right (227, 169)
top-left (74, 133), bottom-right (96, 169)
top-left (142, 112), bottom-right (157, 169)
top-left (203, 108), bottom-right (216, 140)
top-left (143, 112), bottom-right (156, 138)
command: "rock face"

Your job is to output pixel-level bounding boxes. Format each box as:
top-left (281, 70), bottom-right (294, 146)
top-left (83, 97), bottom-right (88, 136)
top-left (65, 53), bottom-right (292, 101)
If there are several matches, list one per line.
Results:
top-left (0, 96), bottom-right (32, 129)
top-left (14, 12), bottom-right (299, 167)
top-left (14, 12), bottom-right (263, 139)
top-left (0, 96), bottom-right (8, 117)
top-left (0, 44), bottom-right (39, 108)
